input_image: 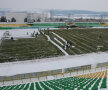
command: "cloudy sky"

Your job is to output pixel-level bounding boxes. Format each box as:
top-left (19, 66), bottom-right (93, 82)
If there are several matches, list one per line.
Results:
top-left (0, 0), bottom-right (108, 12)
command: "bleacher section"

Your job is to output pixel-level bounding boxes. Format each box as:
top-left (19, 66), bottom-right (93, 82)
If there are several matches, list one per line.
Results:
top-left (0, 23), bottom-right (66, 29)
top-left (75, 22), bottom-right (102, 27)
top-left (0, 71), bottom-right (107, 90)
top-left (0, 24), bottom-right (30, 27)
top-left (30, 22), bottom-right (66, 28)
top-left (101, 23), bottom-right (108, 26)
top-left (0, 24), bottom-right (31, 29)
top-left (0, 22), bottom-right (108, 29)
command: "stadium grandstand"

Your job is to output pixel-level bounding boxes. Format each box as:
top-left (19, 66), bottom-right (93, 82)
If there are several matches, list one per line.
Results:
top-left (0, 21), bottom-right (108, 90)
top-left (0, 52), bottom-right (108, 90)
top-left (0, 22), bottom-right (66, 29)
top-left (0, 71), bottom-right (107, 90)
top-left (75, 22), bottom-right (102, 27)
top-left (0, 22), bottom-right (108, 29)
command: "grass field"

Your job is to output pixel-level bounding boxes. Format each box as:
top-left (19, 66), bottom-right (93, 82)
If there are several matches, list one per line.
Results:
top-left (0, 33), bottom-right (63, 63)
top-left (0, 28), bottom-right (108, 63)
top-left (46, 28), bottom-right (108, 55)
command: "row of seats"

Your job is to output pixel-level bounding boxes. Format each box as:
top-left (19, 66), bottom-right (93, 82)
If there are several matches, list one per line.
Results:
top-left (101, 23), bottom-right (108, 26)
top-left (75, 23), bottom-right (102, 27)
top-left (0, 23), bottom-right (108, 28)
top-left (0, 24), bottom-right (30, 27)
top-left (32, 23), bottom-right (66, 26)
top-left (0, 71), bottom-right (107, 90)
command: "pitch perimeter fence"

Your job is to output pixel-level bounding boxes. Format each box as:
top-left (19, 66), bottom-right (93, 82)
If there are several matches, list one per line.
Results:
top-left (0, 62), bottom-right (108, 83)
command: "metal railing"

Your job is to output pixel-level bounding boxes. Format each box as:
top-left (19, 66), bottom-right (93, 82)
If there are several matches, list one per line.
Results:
top-left (0, 62), bottom-right (108, 86)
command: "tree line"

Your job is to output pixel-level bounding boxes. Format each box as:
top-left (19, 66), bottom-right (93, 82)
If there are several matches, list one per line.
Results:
top-left (0, 16), bottom-right (41, 22)
top-left (0, 16), bottom-right (16, 22)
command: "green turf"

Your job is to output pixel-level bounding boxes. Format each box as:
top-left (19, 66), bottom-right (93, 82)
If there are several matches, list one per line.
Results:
top-left (1, 28), bottom-right (108, 63)
top-left (50, 29), bottom-right (108, 55)
top-left (0, 33), bottom-right (63, 63)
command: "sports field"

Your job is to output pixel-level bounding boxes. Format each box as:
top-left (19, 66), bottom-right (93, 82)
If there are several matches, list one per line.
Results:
top-left (0, 28), bottom-right (108, 90)
top-left (46, 28), bottom-right (108, 55)
top-left (0, 29), bottom-right (63, 63)
top-left (0, 28), bottom-right (108, 63)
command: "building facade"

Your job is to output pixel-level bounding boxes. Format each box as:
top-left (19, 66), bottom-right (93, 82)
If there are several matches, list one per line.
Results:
top-left (5, 12), bottom-right (48, 23)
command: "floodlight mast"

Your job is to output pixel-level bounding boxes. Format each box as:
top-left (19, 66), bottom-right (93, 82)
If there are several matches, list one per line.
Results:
top-left (27, 13), bottom-right (34, 23)
top-left (50, 9), bottom-right (54, 20)
top-left (100, 14), bottom-right (105, 24)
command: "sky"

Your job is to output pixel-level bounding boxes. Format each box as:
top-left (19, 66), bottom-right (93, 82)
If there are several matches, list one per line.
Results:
top-left (0, 0), bottom-right (108, 12)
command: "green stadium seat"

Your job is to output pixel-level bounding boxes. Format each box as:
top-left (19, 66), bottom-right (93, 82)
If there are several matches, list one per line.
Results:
top-left (0, 71), bottom-right (107, 90)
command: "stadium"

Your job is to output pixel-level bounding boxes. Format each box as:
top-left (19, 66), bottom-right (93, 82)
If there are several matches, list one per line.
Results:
top-left (0, 20), bottom-right (108, 90)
